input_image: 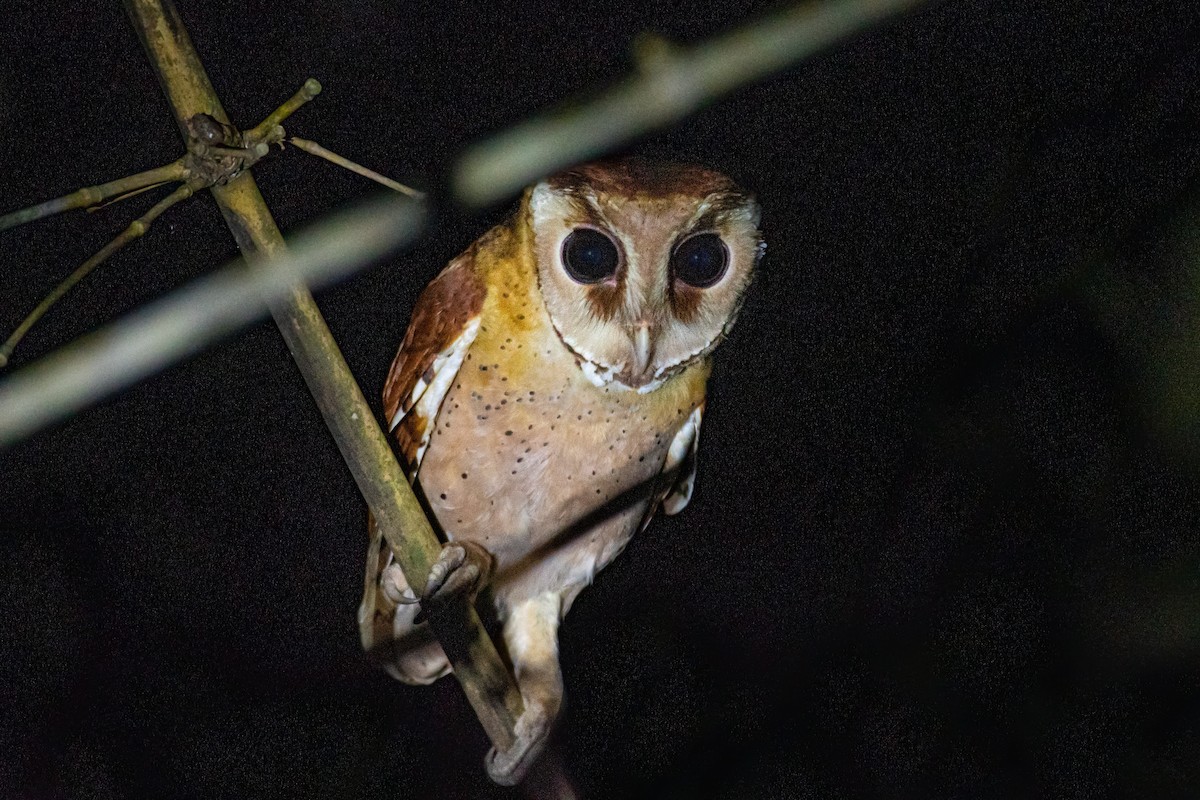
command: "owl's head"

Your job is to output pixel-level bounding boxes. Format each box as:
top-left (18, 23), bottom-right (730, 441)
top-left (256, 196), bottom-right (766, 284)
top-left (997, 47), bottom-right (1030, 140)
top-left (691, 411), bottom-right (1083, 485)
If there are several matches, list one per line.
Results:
top-left (525, 160), bottom-right (762, 390)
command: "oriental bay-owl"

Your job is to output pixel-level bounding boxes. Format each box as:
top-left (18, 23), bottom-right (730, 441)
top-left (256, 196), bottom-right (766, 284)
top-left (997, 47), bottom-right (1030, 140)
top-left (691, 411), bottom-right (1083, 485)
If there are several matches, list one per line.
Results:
top-left (359, 160), bottom-right (763, 784)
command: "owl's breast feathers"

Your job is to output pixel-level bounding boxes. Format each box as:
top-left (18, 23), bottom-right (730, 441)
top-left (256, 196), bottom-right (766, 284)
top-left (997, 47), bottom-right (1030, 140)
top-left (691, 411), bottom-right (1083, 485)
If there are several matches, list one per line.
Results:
top-left (383, 220), bottom-right (707, 582)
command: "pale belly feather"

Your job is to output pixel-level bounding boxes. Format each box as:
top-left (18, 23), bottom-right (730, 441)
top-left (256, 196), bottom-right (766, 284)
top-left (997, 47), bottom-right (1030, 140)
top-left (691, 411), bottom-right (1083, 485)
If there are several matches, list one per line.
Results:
top-left (415, 329), bottom-right (696, 615)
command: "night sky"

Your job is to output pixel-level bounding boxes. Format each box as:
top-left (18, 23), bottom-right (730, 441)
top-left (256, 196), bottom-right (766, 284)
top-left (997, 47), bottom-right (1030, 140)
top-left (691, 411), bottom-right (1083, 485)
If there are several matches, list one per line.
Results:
top-left (3, 1), bottom-right (1200, 798)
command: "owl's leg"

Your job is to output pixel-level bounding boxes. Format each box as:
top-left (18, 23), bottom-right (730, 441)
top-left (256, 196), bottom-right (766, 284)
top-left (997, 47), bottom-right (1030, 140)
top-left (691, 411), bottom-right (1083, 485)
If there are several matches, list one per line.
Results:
top-left (358, 554), bottom-right (452, 685)
top-left (485, 591), bottom-right (564, 786)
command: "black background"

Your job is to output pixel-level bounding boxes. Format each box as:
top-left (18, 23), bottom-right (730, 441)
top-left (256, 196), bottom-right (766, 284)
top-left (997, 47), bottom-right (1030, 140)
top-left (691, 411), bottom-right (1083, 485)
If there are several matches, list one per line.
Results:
top-left (3, 1), bottom-right (1200, 798)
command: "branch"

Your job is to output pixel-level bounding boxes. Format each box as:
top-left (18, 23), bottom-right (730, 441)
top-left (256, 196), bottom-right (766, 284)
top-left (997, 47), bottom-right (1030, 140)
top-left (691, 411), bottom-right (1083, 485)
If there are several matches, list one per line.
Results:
top-left (290, 137), bottom-right (426, 198)
top-left (0, 181), bottom-right (198, 368)
top-left (453, 0), bottom-right (929, 206)
top-left (0, 161), bottom-right (187, 231)
top-left (0, 76), bottom-right (376, 368)
top-left (244, 78), bottom-right (322, 143)
top-left (0, 195), bottom-right (423, 445)
top-left (123, 0), bottom-right (527, 761)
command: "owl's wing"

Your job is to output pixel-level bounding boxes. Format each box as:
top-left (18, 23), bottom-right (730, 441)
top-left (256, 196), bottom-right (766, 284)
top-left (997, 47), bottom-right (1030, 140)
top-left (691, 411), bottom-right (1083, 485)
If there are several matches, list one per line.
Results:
top-left (382, 252), bottom-right (486, 474)
top-left (659, 402), bottom-right (704, 516)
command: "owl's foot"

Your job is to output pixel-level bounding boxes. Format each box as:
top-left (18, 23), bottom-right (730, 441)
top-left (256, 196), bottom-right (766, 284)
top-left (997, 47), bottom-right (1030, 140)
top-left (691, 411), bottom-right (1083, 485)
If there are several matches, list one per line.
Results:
top-left (415, 541), bottom-right (494, 621)
top-left (484, 703), bottom-right (553, 786)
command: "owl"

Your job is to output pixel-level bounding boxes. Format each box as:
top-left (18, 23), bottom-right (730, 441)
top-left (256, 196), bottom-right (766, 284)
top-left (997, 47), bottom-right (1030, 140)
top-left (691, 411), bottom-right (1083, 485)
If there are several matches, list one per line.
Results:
top-left (359, 159), bottom-right (762, 784)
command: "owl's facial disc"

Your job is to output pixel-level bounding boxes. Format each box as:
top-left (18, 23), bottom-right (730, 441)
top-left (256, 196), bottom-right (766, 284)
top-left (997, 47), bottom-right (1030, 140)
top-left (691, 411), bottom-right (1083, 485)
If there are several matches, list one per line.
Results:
top-left (528, 161), bottom-right (762, 391)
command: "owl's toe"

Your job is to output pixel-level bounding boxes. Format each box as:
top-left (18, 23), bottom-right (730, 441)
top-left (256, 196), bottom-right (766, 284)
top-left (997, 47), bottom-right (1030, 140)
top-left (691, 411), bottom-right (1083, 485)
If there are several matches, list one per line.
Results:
top-left (484, 704), bottom-right (553, 786)
top-left (415, 541), bottom-right (494, 622)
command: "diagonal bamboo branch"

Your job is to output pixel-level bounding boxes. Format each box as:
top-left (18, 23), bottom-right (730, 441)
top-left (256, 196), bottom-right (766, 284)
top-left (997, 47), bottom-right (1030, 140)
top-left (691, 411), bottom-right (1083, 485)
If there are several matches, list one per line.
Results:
top-left (122, 0), bottom-right (528, 770)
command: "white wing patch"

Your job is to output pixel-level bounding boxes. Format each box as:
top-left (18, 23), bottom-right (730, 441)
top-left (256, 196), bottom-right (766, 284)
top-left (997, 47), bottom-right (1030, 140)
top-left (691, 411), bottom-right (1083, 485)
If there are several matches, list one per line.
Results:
top-left (661, 404), bottom-right (703, 515)
top-left (388, 316), bottom-right (481, 469)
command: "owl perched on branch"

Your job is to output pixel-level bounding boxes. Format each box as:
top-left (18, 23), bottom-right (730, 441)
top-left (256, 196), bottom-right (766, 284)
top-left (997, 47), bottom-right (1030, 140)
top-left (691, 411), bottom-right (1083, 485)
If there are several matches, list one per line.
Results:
top-left (359, 160), bottom-right (763, 784)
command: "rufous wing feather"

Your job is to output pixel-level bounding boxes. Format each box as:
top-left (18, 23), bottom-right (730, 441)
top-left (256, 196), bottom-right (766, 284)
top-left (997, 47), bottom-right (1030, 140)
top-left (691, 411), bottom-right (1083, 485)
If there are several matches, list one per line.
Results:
top-left (382, 253), bottom-right (486, 474)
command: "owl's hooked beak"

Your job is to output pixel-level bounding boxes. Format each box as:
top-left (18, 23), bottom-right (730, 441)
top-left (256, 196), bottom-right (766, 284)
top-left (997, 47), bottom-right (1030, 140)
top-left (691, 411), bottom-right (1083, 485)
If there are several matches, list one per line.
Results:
top-left (629, 322), bottom-right (656, 382)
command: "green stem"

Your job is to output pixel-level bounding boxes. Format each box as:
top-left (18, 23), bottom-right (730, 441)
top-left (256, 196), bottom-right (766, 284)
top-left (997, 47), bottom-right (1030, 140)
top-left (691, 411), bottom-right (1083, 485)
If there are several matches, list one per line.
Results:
top-left (0, 181), bottom-right (197, 368)
top-left (0, 160), bottom-right (187, 232)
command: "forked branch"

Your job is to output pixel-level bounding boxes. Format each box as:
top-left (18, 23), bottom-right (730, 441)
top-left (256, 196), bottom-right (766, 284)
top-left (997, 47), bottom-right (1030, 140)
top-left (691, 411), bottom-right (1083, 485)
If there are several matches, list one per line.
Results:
top-left (0, 75), bottom-right (417, 369)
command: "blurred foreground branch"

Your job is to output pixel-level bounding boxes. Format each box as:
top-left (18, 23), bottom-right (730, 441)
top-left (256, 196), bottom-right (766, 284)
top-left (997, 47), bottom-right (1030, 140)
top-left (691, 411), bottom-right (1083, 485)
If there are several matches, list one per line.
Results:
top-left (0, 196), bottom-right (423, 445)
top-left (454, 0), bottom-right (928, 205)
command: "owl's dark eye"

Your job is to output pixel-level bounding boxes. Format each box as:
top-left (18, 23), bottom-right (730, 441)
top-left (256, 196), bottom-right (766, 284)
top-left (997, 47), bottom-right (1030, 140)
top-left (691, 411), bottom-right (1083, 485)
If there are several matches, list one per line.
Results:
top-left (562, 228), bottom-right (620, 284)
top-left (671, 233), bottom-right (729, 288)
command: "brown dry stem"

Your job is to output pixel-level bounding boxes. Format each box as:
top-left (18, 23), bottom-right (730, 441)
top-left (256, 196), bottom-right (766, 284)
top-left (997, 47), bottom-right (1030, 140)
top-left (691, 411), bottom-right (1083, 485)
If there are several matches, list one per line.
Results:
top-left (290, 137), bottom-right (425, 198)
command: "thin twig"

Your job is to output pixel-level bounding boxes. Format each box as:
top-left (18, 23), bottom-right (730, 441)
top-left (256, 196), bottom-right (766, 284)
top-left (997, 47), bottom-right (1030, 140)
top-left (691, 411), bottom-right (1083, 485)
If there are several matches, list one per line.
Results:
top-left (242, 77), bottom-right (324, 142)
top-left (1, 79), bottom-right (335, 366)
top-left (0, 180), bottom-right (199, 368)
top-left (86, 181), bottom-right (173, 211)
top-left (290, 137), bottom-right (425, 198)
top-left (453, 0), bottom-right (929, 205)
top-left (244, 78), bottom-right (322, 143)
top-left (0, 195), bottom-right (425, 444)
top-left (0, 160), bottom-right (187, 231)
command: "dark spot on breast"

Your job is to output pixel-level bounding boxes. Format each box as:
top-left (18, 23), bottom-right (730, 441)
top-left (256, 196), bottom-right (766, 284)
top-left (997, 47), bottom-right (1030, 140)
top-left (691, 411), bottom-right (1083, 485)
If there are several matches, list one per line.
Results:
top-left (505, 430), bottom-right (513, 436)
top-left (462, 473), bottom-right (468, 479)
top-left (439, 493), bottom-right (447, 500)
